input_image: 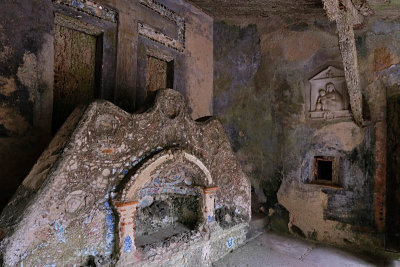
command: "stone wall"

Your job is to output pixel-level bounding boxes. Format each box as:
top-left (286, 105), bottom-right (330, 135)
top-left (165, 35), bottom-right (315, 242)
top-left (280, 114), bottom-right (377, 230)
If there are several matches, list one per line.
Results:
top-left (357, 7), bottom-right (400, 249)
top-left (0, 0), bottom-right (213, 211)
top-left (213, 7), bottom-right (400, 250)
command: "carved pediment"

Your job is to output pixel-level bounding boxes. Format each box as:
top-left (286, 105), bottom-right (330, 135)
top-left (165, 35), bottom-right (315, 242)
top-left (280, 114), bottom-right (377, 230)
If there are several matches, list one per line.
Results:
top-left (310, 66), bottom-right (344, 80)
top-left (308, 66), bottom-right (351, 121)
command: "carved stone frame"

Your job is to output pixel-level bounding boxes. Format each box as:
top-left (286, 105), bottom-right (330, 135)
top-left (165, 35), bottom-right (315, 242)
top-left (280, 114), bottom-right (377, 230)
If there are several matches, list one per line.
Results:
top-left (312, 156), bottom-right (340, 187)
top-left (306, 66), bottom-right (352, 121)
top-left (138, 0), bottom-right (185, 52)
top-left (136, 40), bottom-right (176, 109)
top-left (52, 1), bottom-right (118, 102)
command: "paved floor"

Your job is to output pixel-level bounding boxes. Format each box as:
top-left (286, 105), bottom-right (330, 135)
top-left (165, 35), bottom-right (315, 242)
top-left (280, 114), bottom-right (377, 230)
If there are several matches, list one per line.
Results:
top-left (214, 232), bottom-right (396, 267)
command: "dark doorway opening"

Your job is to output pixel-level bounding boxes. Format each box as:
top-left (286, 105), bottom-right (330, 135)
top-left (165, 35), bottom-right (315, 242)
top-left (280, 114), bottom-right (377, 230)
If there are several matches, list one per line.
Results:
top-left (386, 94), bottom-right (400, 251)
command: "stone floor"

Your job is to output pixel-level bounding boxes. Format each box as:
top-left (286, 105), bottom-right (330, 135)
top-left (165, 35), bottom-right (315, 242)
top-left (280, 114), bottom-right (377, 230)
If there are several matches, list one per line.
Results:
top-left (214, 231), bottom-right (399, 267)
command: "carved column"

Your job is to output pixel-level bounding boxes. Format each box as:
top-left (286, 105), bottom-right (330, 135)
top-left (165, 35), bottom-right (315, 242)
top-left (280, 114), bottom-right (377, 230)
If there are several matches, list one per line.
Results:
top-left (322, 0), bottom-right (372, 126)
top-left (336, 13), bottom-right (364, 125)
top-left (203, 187), bottom-right (218, 223)
top-left (115, 201), bottom-right (139, 262)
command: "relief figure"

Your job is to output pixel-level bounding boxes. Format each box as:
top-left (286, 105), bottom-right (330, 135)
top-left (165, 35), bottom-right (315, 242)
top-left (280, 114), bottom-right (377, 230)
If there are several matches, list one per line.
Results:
top-left (315, 83), bottom-right (345, 111)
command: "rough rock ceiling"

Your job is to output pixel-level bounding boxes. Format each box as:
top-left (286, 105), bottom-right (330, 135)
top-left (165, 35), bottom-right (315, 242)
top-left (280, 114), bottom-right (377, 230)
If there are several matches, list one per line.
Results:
top-left (186, 0), bottom-right (325, 19)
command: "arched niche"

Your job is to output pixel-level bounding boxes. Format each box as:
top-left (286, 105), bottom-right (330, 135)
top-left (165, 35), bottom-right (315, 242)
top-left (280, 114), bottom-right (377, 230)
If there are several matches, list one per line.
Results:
top-left (113, 149), bottom-right (218, 262)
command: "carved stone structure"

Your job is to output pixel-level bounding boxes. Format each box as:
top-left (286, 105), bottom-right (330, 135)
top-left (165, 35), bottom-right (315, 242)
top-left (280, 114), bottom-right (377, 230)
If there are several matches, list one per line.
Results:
top-left (0, 90), bottom-right (250, 266)
top-left (322, 0), bottom-right (373, 126)
top-left (138, 0), bottom-right (185, 52)
top-left (308, 66), bottom-right (351, 121)
top-left (53, 0), bottom-right (118, 23)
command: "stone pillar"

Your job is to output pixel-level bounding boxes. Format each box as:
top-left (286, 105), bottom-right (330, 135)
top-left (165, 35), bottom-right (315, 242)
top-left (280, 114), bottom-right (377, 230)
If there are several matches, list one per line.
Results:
top-left (115, 200), bottom-right (139, 263)
top-left (322, 0), bottom-right (372, 126)
top-left (203, 187), bottom-right (218, 223)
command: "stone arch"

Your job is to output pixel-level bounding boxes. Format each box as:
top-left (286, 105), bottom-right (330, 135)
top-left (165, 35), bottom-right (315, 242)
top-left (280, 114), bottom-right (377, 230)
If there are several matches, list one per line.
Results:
top-left (115, 150), bottom-right (213, 204)
top-left (112, 149), bottom-right (218, 264)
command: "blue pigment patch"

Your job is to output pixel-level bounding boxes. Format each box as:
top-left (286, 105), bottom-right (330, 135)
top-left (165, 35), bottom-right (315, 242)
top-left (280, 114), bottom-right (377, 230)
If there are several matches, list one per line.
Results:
top-left (82, 212), bottom-right (93, 230)
top-left (21, 250), bottom-right (29, 261)
top-left (83, 246), bottom-right (98, 256)
top-left (52, 220), bottom-right (66, 243)
top-left (88, 6), bottom-right (95, 15)
top-left (104, 200), bottom-right (115, 255)
top-left (227, 237), bottom-right (234, 249)
top-left (371, 20), bottom-right (400, 35)
top-left (124, 236), bottom-right (133, 253)
top-left (380, 64), bottom-right (400, 86)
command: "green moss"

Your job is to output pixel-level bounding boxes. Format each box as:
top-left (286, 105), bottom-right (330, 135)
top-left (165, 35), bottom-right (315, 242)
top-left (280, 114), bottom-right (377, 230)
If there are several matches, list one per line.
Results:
top-left (270, 216), bottom-right (290, 234)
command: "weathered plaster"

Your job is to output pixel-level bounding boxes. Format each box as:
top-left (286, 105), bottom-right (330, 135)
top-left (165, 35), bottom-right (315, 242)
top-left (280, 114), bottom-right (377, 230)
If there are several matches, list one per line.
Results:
top-left (313, 122), bottom-right (365, 151)
top-left (0, 76), bottom-right (17, 97)
top-left (277, 182), bottom-right (380, 246)
top-left (17, 52), bottom-right (38, 102)
top-left (213, 13), bottom-right (390, 250)
top-left (356, 14), bottom-right (400, 238)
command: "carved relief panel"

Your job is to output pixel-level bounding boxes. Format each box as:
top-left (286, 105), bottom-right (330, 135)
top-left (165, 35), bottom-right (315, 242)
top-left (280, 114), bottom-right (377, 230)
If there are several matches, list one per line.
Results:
top-left (308, 66), bottom-right (351, 121)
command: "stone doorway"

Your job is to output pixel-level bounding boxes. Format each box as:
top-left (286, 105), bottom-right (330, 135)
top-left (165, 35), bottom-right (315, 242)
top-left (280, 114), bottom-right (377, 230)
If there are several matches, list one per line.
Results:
top-left (52, 23), bottom-right (101, 134)
top-left (143, 55), bottom-right (174, 108)
top-left (386, 93), bottom-right (400, 251)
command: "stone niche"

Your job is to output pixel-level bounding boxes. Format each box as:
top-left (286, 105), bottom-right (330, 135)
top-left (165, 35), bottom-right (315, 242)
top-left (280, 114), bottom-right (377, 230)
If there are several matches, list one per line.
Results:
top-left (0, 89), bottom-right (250, 266)
top-left (307, 66), bottom-right (351, 121)
top-left (114, 150), bottom-right (221, 264)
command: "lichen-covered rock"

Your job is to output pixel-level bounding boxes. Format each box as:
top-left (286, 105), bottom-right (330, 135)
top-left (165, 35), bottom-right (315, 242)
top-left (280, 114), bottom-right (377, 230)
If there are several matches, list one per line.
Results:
top-left (0, 89), bottom-right (251, 266)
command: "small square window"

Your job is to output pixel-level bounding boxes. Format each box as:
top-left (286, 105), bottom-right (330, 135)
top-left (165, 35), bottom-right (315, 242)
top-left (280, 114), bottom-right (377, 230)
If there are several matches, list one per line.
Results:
top-left (313, 156), bottom-right (340, 186)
